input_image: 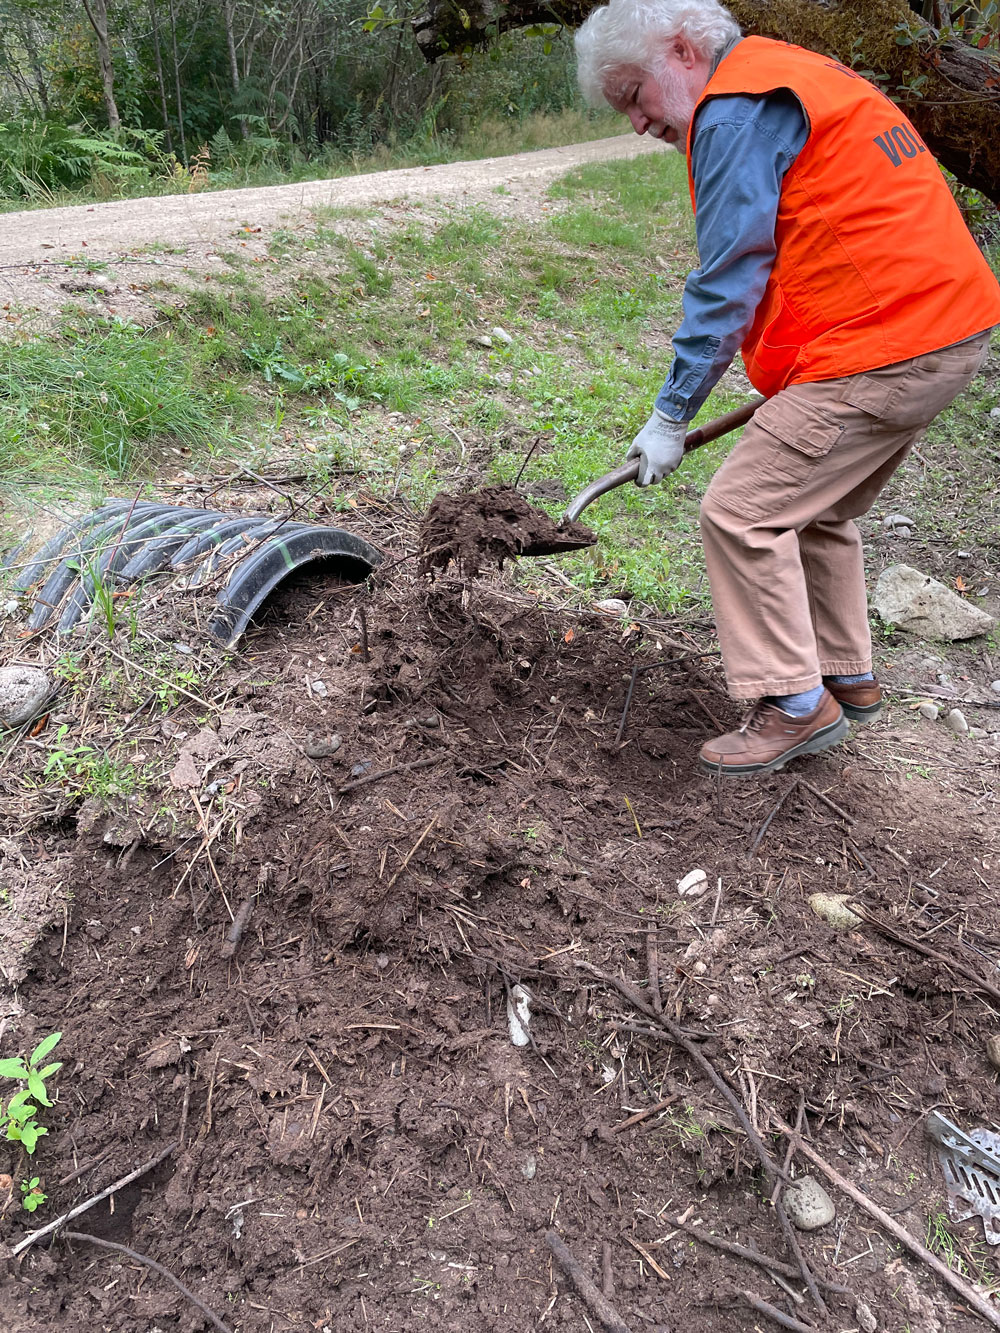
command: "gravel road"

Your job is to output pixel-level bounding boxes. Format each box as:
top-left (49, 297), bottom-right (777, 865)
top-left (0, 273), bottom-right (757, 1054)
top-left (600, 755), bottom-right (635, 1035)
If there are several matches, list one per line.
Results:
top-left (0, 135), bottom-right (659, 266)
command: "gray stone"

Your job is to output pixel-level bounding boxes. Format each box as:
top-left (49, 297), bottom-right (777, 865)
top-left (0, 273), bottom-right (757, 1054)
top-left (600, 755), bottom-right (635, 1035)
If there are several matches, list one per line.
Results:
top-left (856, 1299), bottom-right (878, 1333)
top-left (883, 513), bottom-right (914, 533)
top-left (0, 665), bottom-right (54, 727)
top-left (593, 598), bottom-right (629, 617)
top-left (918, 701), bottom-right (940, 721)
top-left (990, 406), bottom-right (1000, 420)
top-left (969, 727), bottom-right (987, 740)
top-left (474, 334), bottom-right (493, 348)
top-left (873, 564), bottom-right (996, 640)
top-left (491, 326), bottom-right (513, 346)
top-left (992, 681), bottom-right (1000, 696)
top-left (986, 1035), bottom-right (1000, 1072)
top-left (305, 734), bottom-right (342, 759)
top-left (945, 708), bottom-right (969, 734)
top-left (784, 1176), bottom-right (836, 1230)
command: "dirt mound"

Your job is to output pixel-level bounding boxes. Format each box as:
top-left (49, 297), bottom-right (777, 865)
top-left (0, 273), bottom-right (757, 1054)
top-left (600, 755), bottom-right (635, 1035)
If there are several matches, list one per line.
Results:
top-left (1, 559), bottom-right (998, 1333)
top-left (419, 484), bottom-right (596, 575)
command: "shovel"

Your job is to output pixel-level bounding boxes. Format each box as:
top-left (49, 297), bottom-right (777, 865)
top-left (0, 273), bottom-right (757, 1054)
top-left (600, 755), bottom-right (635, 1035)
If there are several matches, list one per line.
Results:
top-left (562, 395), bottom-right (764, 525)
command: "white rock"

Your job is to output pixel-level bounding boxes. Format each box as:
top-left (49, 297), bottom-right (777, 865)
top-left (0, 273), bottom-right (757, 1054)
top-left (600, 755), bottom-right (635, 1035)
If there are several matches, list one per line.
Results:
top-left (677, 868), bottom-right (708, 897)
top-left (883, 513), bottom-right (914, 531)
top-left (874, 564), bottom-right (996, 640)
top-left (593, 598), bottom-right (628, 617)
top-left (491, 326), bottom-right (513, 345)
top-left (783, 1176), bottom-right (836, 1230)
top-left (809, 893), bottom-right (862, 931)
top-left (991, 681), bottom-right (1000, 696)
top-left (917, 701), bottom-right (939, 721)
top-left (507, 983), bottom-right (532, 1047)
top-left (969, 727), bottom-right (987, 740)
top-left (990, 406), bottom-right (1000, 420)
top-left (0, 665), bottom-right (54, 727)
top-left (945, 708), bottom-right (969, 734)
top-left (474, 334), bottom-right (493, 348)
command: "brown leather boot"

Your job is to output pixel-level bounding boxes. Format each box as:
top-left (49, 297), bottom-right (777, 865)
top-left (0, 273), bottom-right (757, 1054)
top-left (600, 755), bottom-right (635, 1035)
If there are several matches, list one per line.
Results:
top-left (825, 676), bottom-right (882, 722)
top-left (699, 690), bottom-right (849, 777)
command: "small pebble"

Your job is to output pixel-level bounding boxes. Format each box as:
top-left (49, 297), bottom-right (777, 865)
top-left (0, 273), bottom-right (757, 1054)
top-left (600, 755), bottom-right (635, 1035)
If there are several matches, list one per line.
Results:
top-left (305, 734), bottom-right (342, 759)
top-left (990, 405), bottom-right (1000, 420)
top-left (986, 1035), bottom-right (1000, 1072)
top-left (474, 334), bottom-right (493, 348)
top-left (969, 726), bottom-right (986, 740)
top-left (350, 760), bottom-right (372, 778)
top-left (991, 681), bottom-right (1000, 696)
top-left (677, 868), bottom-right (708, 897)
top-left (418, 714), bottom-right (441, 729)
top-left (917, 701), bottom-right (939, 721)
top-left (491, 326), bottom-right (513, 345)
top-left (882, 513), bottom-right (914, 532)
top-left (945, 708), bottom-right (969, 734)
top-left (309, 679), bottom-right (328, 698)
top-left (783, 1176), bottom-right (836, 1230)
top-left (855, 1298), bottom-right (877, 1333)
top-left (521, 1154), bottom-right (537, 1180)
top-left (593, 598), bottom-right (629, 617)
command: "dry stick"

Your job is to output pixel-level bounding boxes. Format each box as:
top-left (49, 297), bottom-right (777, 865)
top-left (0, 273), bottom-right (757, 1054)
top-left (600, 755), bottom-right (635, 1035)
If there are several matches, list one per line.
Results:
top-left (672, 1219), bottom-right (850, 1295)
top-left (385, 812), bottom-right (439, 890)
top-left (750, 779), bottom-right (800, 853)
top-left (797, 778), bottom-right (854, 825)
top-left (337, 756), bottom-right (439, 795)
top-left (774, 1118), bottom-right (1000, 1330)
top-left (646, 925), bottom-right (662, 1014)
top-left (12, 1142), bottom-right (177, 1256)
top-left (611, 1094), bottom-right (680, 1135)
top-left (741, 1290), bottom-right (817, 1333)
top-left (545, 1231), bottom-right (632, 1333)
top-left (62, 1232), bottom-right (234, 1333)
top-left (576, 962), bottom-right (827, 1316)
top-left (850, 905), bottom-right (1000, 1007)
top-left (602, 1240), bottom-right (615, 1299)
top-left (220, 895), bottom-right (254, 958)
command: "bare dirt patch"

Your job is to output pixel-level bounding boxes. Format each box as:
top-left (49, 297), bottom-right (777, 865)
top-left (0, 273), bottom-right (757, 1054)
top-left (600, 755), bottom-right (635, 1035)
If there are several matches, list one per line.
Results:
top-left (1, 504), bottom-right (999, 1330)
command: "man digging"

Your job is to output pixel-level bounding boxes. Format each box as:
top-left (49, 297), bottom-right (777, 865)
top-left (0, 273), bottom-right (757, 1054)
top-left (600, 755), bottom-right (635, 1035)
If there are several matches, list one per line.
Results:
top-left (575, 0), bottom-right (1000, 776)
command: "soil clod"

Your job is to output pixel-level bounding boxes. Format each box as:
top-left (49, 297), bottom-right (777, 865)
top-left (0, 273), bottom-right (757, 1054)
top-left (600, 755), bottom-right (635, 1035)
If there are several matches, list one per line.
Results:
top-left (418, 484), bottom-right (596, 575)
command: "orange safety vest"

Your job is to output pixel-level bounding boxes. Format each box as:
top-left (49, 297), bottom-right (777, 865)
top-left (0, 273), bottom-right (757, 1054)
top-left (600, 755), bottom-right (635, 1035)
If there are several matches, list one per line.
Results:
top-left (687, 37), bottom-right (1000, 398)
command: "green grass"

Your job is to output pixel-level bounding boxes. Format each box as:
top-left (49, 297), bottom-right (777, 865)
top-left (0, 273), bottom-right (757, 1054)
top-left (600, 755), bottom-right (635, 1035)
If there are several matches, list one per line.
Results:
top-left (2, 145), bottom-right (995, 622)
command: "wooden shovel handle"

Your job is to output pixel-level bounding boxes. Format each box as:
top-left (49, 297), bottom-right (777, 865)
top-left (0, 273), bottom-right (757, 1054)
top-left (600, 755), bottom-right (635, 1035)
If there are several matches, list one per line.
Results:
top-left (562, 396), bottom-right (764, 524)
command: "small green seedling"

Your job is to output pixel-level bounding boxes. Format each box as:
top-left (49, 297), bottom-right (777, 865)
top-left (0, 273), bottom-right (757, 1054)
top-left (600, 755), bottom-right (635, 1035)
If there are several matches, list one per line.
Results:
top-left (0, 1031), bottom-right (63, 1155)
top-left (20, 1177), bottom-right (47, 1212)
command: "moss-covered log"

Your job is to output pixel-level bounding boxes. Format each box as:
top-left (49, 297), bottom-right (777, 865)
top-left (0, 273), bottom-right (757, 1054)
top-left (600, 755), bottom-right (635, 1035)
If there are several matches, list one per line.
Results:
top-left (412, 0), bottom-right (1000, 203)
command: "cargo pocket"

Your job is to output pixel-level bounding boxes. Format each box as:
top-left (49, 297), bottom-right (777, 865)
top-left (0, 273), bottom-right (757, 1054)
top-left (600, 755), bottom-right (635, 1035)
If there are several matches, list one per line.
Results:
top-left (705, 395), bottom-right (844, 524)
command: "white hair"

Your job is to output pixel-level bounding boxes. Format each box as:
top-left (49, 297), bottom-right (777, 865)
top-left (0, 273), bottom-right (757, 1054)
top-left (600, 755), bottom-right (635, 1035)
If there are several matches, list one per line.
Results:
top-left (575, 0), bottom-right (741, 106)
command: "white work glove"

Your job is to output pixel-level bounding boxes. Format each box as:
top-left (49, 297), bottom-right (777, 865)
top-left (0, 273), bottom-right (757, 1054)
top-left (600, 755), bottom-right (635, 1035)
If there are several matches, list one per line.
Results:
top-left (626, 409), bottom-right (689, 487)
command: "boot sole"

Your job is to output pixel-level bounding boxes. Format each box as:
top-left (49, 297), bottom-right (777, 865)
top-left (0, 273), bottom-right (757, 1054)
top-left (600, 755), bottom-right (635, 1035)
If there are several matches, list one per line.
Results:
top-left (838, 701), bottom-right (882, 723)
top-left (698, 715), bottom-right (851, 778)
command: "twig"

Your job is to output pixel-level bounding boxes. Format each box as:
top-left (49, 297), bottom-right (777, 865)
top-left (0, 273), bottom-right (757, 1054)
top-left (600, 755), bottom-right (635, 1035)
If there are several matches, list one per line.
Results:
top-left (62, 1232), bottom-right (234, 1333)
top-left (750, 780), bottom-right (799, 852)
top-left (12, 1142), bottom-right (177, 1256)
top-left (614, 654), bottom-right (707, 747)
top-left (337, 756), bottom-right (439, 794)
top-left (849, 905), bottom-right (1000, 1007)
top-left (220, 896), bottom-right (254, 958)
top-left (546, 1231), bottom-right (632, 1333)
top-left (602, 1240), bottom-right (614, 1298)
top-left (740, 1290), bottom-right (817, 1333)
top-left (672, 1219), bottom-right (850, 1294)
top-left (797, 778), bottom-right (854, 825)
top-left (773, 1116), bottom-right (1000, 1330)
top-left (514, 435), bottom-right (542, 488)
top-left (385, 812), bottom-right (439, 889)
top-left (646, 925), bottom-right (662, 1013)
top-left (358, 605), bottom-right (370, 663)
top-left (622, 1235), bottom-right (671, 1280)
top-left (611, 1094), bottom-right (679, 1134)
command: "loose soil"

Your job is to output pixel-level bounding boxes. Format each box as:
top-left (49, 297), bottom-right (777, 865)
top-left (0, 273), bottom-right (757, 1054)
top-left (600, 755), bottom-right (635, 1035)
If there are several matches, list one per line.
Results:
top-left (419, 485), bottom-right (596, 575)
top-left (2, 508), bottom-right (999, 1332)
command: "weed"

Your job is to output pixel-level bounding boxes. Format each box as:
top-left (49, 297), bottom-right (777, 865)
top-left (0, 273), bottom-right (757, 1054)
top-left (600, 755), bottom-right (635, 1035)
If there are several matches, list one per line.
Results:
top-left (20, 1177), bottom-right (46, 1212)
top-left (43, 725), bottom-right (138, 798)
top-left (0, 1032), bottom-right (62, 1156)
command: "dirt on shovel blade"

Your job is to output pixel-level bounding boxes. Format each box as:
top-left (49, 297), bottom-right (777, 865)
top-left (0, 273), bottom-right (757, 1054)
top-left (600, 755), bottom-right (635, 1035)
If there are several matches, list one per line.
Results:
top-left (419, 485), bottom-right (596, 576)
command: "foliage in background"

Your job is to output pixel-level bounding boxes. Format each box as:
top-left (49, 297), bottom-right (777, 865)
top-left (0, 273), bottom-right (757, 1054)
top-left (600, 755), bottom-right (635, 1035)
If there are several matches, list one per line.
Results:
top-left (0, 0), bottom-right (605, 203)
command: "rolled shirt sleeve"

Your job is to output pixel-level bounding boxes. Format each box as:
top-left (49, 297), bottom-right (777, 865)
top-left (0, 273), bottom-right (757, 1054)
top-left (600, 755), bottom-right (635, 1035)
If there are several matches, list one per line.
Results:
top-left (655, 90), bottom-right (809, 422)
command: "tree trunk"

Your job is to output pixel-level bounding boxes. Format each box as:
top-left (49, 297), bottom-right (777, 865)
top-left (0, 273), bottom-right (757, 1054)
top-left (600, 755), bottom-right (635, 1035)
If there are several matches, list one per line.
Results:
top-left (81, 0), bottom-right (121, 131)
top-left (147, 0), bottom-right (175, 155)
top-left (410, 0), bottom-right (1000, 203)
top-left (222, 0), bottom-right (248, 137)
top-left (167, 0), bottom-right (188, 163)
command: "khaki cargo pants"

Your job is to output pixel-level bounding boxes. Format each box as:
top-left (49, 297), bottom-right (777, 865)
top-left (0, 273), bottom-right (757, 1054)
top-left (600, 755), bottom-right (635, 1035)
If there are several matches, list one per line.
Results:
top-left (699, 334), bottom-right (991, 698)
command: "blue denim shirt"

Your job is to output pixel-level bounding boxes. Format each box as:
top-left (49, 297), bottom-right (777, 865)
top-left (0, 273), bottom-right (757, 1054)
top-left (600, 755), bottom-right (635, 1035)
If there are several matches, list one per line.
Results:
top-left (655, 90), bottom-right (809, 422)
